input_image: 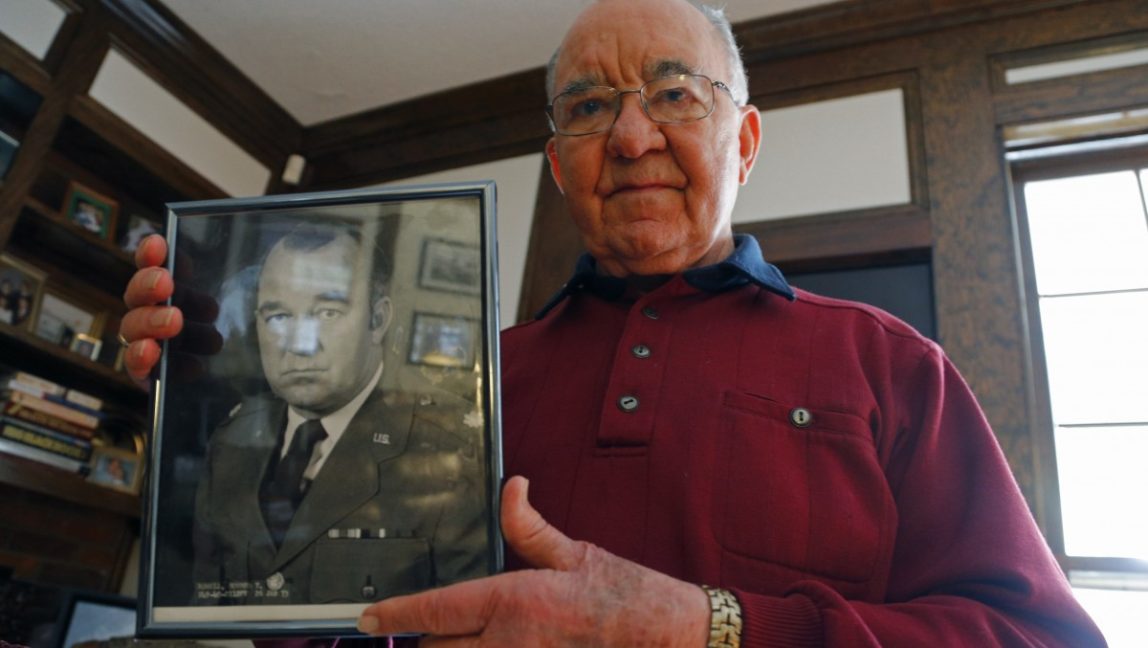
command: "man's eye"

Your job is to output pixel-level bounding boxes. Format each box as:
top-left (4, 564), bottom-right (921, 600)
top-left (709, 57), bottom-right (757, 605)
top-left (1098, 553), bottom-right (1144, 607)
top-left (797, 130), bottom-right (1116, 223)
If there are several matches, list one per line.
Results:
top-left (651, 87), bottom-right (689, 104)
top-left (264, 313), bottom-right (289, 325)
top-left (571, 98), bottom-right (605, 118)
top-left (315, 308), bottom-right (343, 321)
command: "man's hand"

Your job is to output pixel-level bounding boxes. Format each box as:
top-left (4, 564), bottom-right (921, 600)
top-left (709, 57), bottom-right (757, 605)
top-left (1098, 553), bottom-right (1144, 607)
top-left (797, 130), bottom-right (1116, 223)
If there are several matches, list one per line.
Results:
top-left (120, 235), bottom-right (181, 381)
top-left (119, 234), bottom-right (222, 383)
top-left (357, 476), bottom-right (710, 647)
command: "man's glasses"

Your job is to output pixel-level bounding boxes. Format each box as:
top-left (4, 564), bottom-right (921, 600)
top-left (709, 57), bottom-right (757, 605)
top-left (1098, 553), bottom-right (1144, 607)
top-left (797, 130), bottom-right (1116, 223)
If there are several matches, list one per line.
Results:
top-left (546, 74), bottom-right (735, 136)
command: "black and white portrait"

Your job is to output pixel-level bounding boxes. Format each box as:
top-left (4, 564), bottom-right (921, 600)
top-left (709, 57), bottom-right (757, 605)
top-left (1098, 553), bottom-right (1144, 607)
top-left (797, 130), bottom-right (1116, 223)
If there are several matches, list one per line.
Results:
top-left (142, 185), bottom-right (500, 635)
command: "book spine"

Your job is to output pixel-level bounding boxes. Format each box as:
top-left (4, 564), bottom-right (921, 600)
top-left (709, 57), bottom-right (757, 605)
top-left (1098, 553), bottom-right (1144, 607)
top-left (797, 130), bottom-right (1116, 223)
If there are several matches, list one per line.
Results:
top-left (2, 401), bottom-right (95, 439)
top-left (0, 435), bottom-right (85, 473)
top-left (64, 389), bottom-right (103, 411)
top-left (11, 372), bottom-right (65, 396)
top-left (1, 422), bottom-right (92, 462)
top-left (10, 391), bottom-right (99, 429)
top-left (44, 393), bottom-right (105, 419)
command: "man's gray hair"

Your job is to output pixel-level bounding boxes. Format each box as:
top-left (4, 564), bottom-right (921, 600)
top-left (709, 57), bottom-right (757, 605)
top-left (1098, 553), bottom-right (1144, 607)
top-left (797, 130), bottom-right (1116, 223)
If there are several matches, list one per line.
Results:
top-left (544, 1), bottom-right (749, 106)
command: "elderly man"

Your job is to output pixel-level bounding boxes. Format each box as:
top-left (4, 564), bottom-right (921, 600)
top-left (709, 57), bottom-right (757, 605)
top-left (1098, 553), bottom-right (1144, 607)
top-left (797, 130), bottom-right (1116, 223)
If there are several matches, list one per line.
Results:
top-left (185, 224), bottom-right (486, 607)
top-left (122, 0), bottom-right (1105, 645)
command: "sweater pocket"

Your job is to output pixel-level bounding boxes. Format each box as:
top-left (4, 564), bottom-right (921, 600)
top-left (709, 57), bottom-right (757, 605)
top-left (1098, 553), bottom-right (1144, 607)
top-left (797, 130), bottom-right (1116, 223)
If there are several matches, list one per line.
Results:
top-left (713, 390), bottom-right (893, 584)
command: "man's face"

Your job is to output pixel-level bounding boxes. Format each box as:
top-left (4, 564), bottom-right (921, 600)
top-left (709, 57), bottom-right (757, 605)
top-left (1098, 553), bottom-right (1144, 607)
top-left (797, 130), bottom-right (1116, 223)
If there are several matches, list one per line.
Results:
top-left (254, 233), bottom-right (389, 417)
top-left (546, 0), bottom-right (761, 277)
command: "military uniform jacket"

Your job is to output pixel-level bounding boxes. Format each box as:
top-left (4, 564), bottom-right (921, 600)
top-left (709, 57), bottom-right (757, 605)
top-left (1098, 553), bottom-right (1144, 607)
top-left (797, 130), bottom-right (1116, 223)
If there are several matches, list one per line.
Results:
top-left (191, 388), bottom-right (488, 605)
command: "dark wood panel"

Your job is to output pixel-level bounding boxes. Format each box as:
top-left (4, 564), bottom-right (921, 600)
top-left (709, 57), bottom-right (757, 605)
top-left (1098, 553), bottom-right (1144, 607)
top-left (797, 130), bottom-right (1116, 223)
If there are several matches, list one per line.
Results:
top-left (99, 0), bottom-right (301, 168)
top-left (736, 207), bottom-right (931, 270)
top-left (0, 10), bottom-right (108, 249)
top-left (0, 453), bottom-right (140, 519)
top-left (993, 64), bottom-right (1148, 126)
top-left (515, 157), bottom-right (582, 323)
top-left (0, 35), bottom-right (53, 96)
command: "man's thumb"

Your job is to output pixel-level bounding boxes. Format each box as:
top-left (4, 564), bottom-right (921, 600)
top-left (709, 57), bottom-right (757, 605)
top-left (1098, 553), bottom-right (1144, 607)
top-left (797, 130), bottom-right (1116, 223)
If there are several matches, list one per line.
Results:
top-left (501, 475), bottom-right (585, 571)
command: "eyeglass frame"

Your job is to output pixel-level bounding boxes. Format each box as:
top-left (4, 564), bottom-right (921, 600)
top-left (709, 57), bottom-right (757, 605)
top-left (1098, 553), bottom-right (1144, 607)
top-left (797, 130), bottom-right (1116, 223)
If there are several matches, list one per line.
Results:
top-left (545, 73), bottom-right (737, 137)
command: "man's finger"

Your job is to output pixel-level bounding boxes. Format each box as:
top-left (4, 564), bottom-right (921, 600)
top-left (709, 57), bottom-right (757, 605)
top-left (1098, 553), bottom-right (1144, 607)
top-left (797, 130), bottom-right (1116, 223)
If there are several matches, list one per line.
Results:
top-left (501, 476), bottom-right (586, 572)
top-left (134, 234), bottom-right (168, 269)
top-left (358, 574), bottom-right (505, 637)
top-left (119, 306), bottom-right (184, 343)
top-left (124, 267), bottom-right (174, 309)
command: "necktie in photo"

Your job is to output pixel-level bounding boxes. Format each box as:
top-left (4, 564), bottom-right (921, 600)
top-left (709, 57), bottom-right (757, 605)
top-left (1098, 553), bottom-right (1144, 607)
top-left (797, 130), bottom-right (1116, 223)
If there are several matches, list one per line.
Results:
top-left (260, 419), bottom-right (328, 547)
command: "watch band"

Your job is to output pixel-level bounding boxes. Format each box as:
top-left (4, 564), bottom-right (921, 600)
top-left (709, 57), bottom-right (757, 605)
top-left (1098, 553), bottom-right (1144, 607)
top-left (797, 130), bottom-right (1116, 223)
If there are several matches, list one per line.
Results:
top-left (701, 585), bottom-right (743, 648)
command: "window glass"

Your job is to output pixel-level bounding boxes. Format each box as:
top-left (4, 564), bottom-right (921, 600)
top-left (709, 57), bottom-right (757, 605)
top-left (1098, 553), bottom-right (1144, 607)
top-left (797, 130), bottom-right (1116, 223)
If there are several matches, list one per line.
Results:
top-left (1039, 292), bottom-right (1148, 424)
top-left (1055, 425), bottom-right (1148, 560)
top-left (1024, 171), bottom-right (1148, 295)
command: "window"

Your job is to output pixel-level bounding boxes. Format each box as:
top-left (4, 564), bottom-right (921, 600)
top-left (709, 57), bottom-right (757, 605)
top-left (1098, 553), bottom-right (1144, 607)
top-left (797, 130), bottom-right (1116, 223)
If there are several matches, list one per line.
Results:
top-left (1010, 142), bottom-right (1148, 646)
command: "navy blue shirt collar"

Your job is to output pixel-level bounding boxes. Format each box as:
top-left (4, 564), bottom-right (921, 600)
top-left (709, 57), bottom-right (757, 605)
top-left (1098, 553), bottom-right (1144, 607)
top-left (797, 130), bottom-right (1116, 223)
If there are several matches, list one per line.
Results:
top-left (535, 234), bottom-right (795, 319)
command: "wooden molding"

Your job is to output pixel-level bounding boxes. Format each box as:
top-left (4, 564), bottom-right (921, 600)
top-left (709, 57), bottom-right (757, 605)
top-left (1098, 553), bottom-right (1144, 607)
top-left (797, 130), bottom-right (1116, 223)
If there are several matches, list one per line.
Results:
top-left (98, 0), bottom-right (302, 168)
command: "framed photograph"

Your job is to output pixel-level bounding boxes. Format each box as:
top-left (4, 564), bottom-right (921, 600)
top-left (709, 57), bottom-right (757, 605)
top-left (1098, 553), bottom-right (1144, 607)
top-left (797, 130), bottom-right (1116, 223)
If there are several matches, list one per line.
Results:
top-left (119, 213), bottom-right (161, 254)
top-left (55, 590), bottom-right (137, 648)
top-left (87, 446), bottom-right (144, 494)
top-left (62, 180), bottom-right (119, 240)
top-left (0, 253), bottom-right (45, 331)
top-left (418, 237), bottom-right (481, 294)
top-left (140, 182), bottom-right (502, 637)
top-left (0, 130), bottom-right (18, 181)
top-left (69, 332), bottom-right (103, 360)
top-left (409, 312), bottom-right (478, 368)
top-left (33, 292), bottom-right (106, 347)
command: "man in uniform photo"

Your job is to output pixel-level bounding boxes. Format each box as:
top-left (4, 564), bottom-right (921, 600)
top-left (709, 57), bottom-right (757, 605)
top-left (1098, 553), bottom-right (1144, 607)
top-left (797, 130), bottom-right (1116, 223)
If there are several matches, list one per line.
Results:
top-left (191, 222), bottom-right (487, 606)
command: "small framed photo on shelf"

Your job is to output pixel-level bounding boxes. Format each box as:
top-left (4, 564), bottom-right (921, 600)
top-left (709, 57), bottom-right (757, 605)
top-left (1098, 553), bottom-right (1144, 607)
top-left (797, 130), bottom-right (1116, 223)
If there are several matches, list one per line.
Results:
top-left (87, 446), bottom-right (143, 494)
top-left (418, 238), bottom-right (481, 294)
top-left (119, 213), bottom-right (161, 254)
top-left (0, 253), bottom-right (45, 331)
top-left (33, 292), bottom-right (106, 348)
top-left (409, 312), bottom-right (478, 368)
top-left (140, 182), bottom-right (502, 638)
top-left (69, 333), bottom-right (103, 360)
top-left (62, 180), bottom-right (119, 240)
top-left (0, 130), bottom-right (18, 181)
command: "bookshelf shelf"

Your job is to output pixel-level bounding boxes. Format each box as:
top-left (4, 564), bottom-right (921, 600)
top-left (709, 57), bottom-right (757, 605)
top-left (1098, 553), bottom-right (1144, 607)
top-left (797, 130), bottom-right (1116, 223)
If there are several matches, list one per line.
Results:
top-left (0, 451), bottom-right (139, 519)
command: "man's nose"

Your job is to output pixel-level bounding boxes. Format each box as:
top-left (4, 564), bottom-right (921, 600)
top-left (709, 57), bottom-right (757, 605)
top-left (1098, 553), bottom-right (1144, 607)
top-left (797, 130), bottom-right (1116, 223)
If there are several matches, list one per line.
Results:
top-left (606, 93), bottom-right (667, 158)
top-left (284, 317), bottom-right (320, 356)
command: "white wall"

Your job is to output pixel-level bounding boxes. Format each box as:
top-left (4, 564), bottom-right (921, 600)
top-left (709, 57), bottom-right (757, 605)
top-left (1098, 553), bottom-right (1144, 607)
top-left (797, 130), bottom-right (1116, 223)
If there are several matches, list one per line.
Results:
top-left (0, 0), bottom-right (66, 60)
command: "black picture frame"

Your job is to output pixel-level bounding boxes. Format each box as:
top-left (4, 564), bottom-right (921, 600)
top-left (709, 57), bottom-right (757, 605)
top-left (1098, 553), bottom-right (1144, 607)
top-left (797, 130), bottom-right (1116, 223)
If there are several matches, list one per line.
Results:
top-left (140, 182), bottom-right (503, 637)
top-left (417, 238), bottom-right (481, 294)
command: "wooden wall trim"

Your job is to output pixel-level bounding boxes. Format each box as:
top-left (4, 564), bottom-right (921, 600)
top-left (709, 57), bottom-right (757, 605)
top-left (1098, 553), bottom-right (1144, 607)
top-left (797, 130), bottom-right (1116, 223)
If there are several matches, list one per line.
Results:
top-left (302, 69), bottom-right (551, 189)
top-left (515, 156), bottom-right (581, 323)
top-left (98, 0), bottom-right (302, 169)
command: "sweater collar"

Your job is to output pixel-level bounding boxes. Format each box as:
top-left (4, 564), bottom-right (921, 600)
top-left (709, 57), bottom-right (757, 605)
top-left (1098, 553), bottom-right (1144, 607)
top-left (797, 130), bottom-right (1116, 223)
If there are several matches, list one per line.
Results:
top-left (534, 234), bottom-right (795, 319)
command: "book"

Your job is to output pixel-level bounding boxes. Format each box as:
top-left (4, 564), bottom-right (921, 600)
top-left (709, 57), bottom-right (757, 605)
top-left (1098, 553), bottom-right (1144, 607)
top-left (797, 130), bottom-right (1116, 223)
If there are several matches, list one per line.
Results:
top-left (6, 390), bottom-right (100, 429)
top-left (0, 420), bottom-right (92, 462)
top-left (10, 372), bottom-right (65, 396)
top-left (64, 388), bottom-right (103, 412)
top-left (44, 393), bottom-right (105, 419)
top-left (0, 435), bottom-right (85, 473)
top-left (1, 401), bottom-right (95, 439)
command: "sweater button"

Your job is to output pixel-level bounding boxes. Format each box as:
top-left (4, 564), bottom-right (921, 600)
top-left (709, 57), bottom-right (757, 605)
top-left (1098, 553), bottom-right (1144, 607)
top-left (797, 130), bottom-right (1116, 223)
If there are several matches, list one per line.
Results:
top-left (618, 395), bottom-right (640, 412)
top-left (632, 344), bottom-right (651, 359)
top-left (641, 306), bottom-right (659, 320)
top-left (790, 407), bottom-right (813, 428)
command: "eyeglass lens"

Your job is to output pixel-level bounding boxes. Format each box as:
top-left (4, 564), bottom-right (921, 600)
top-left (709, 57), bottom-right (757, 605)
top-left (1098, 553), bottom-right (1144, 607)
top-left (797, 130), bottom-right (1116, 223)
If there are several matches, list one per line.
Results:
top-left (551, 74), bottom-right (716, 135)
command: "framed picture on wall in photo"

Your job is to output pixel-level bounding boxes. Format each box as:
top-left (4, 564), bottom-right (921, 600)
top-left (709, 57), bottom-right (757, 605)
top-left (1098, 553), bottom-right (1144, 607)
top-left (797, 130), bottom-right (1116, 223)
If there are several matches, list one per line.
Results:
top-left (139, 182), bottom-right (502, 638)
top-left (62, 180), bottom-right (119, 240)
top-left (418, 237), bottom-right (481, 294)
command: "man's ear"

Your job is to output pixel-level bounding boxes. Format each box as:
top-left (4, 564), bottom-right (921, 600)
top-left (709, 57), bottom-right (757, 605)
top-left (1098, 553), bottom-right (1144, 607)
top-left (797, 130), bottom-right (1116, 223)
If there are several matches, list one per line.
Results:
top-left (737, 105), bottom-right (762, 185)
top-left (370, 296), bottom-right (393, 344)
top-left (545, 137), bottom-right (565, 194)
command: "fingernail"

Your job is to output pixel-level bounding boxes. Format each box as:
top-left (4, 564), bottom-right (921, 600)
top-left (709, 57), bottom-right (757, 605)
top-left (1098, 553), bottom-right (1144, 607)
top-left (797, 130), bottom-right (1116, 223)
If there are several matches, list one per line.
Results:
top-left (146, 269), bottom-right (164, 290)
top-left (131, 342), bottom-right (146, 361)
top-left (149, 308), bottom-right (174, 328)
top-left (357, 615), bottom-right (379, 635)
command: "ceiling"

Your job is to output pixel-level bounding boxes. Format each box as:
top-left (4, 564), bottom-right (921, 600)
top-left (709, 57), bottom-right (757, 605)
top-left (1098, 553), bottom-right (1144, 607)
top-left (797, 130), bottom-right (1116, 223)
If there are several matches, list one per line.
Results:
top-left (160, 0), bottom-right (838, 127)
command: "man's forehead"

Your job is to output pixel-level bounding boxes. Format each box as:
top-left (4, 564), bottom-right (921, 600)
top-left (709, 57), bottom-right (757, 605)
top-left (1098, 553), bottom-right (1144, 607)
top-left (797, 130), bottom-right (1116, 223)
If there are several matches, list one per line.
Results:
top-left (559, 59), bottom-right (697, 93)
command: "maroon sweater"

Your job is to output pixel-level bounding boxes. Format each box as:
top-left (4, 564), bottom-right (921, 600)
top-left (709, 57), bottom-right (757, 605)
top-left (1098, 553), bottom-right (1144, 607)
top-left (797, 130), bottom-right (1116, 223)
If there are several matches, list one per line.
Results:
top-left (499, 256), bottom-right (1104, 646)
